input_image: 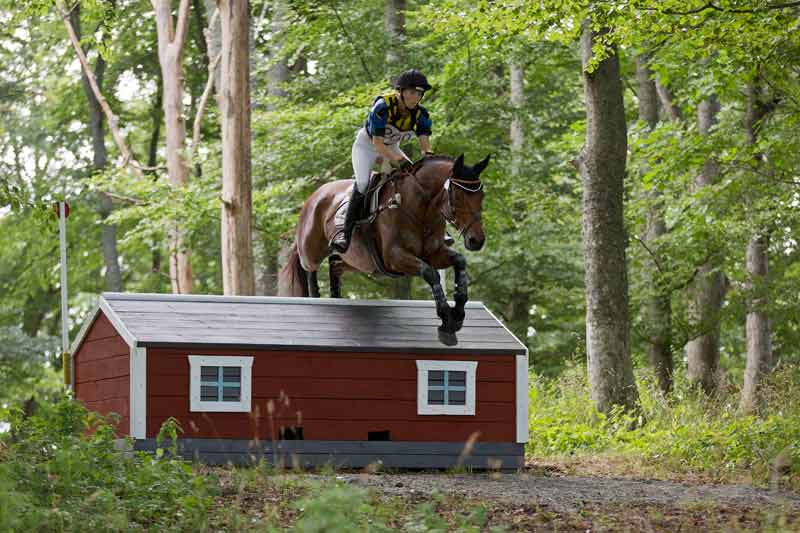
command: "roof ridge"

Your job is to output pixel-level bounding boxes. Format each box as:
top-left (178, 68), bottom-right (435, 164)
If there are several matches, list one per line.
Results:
top-left (102, 292), bottom-right (485, 308)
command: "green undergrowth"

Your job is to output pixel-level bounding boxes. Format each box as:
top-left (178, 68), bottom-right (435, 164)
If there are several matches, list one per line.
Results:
top-left (0, 400), bottom-right (493, 532)
top-left (0, 400), bottom-right (217, 531)
top-left (527, 362), bottom-right (800, 487)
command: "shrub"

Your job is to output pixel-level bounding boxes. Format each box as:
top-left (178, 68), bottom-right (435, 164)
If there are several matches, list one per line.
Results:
top-left (0, 398), bottom-right (217, 532)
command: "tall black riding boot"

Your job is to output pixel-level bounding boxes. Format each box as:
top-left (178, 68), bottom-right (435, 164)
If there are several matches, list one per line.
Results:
top-left (331, 186), bottom-right (364, 253)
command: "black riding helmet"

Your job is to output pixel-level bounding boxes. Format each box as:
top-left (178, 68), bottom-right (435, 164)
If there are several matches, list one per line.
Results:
top-left (393, 69), bottom-right (432, 92)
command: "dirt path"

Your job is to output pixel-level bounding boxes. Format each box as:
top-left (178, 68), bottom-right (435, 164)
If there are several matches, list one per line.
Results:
top-left (331, 472), bottom-right (800, 514)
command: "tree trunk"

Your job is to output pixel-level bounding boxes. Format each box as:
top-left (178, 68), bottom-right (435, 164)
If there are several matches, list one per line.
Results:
top-left (686, 95), bottom-right (725, 394)
top-left (70, 6), bottom-right (123, 292)
top-left (577, 22), bottom-right (638, 415)
top-left (218, 0), bottom-right (255, 295)
top-left (204, 0), bottom-right (222, 98)
top-left (153, 0), bottom-right (194, 294)
top-left (510, 59), bottom-right (524, 177)
top-left (254, 0), bottom-right (290, 296)
top-left (655, 79), bottom-right (682, 123)
top-left (384, 0), bottom-right (405, 66)
top-left (740, 82), bottom-right (773, 413)
top-left (636, 55), bottom-right (672, 394)
top-left (267, 0), bottom-right (290, 98)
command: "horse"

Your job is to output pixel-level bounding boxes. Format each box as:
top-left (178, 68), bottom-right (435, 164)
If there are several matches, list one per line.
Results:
top-left (278, 154), bottom-right (489, 345)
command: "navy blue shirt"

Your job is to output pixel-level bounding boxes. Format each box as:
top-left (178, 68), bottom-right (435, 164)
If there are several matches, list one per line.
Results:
top-left (365, 93), bottom-right (432, 145)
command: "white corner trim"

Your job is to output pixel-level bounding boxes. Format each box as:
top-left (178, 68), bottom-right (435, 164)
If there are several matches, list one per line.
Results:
top-left (416, 360), bottom-right (477, 416)
top-left (188, 355), bottom-right (253, 413)
top-left (515, 353), bottom-right (529, 443)
top-left (130, 346), bottom-right (147, 439)
top-left (99, 297), bottom-right (137, 348)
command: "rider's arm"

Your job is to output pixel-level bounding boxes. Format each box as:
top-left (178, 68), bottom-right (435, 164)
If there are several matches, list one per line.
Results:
top-left (372, 135), bottom-right (404, 161)
top-left (419, 135), bottom-right (431, 154)
top-left (417, 107), bottom-right (433, 155)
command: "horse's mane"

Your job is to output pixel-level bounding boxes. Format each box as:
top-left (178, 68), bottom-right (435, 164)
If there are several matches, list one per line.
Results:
top-left (409, 154), bottom-right (453, 174)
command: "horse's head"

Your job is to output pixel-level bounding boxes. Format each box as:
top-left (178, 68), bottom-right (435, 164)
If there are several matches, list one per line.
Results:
top-left (444, 154), bottom-right (489, 251)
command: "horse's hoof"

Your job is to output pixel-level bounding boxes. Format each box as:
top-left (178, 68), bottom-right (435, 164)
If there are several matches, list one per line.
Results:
top-left (438, 326), bottom-right (458, 346)
top-left (454, 321), bottom-right (464, 332)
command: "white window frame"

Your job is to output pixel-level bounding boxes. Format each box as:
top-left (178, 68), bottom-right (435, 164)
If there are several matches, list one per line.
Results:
top-left (416, 360), bottom-right (477, 415)
top-left (188, 355), bottom-right (253, 412)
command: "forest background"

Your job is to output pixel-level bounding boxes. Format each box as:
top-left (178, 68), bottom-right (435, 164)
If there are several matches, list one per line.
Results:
top-left (1, 0), bottom-right (800, 514)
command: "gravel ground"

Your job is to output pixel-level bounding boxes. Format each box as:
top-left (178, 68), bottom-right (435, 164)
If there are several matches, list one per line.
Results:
top-left (329, 472), bottom-right (800, 513)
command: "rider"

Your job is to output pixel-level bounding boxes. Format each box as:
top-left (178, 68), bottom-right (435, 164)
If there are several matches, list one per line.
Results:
top-left (331, 68), bottom-right (434, 253)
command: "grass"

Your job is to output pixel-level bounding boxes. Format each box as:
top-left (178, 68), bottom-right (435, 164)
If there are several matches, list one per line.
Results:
top-left (526, 361), bottom-right (800, 489)
top-left (1, 364), bottom-right (799, 531)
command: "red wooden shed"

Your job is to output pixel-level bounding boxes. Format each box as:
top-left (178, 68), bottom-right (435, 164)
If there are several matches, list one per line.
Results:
top-left (71, 292), bottom-right (529, 469)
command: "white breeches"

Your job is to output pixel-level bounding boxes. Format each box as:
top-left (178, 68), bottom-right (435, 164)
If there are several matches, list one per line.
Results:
top-left (351, 128), bottom-right (406, 193)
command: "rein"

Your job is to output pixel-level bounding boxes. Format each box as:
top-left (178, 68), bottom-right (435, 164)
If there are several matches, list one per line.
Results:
top-left (376, 165), bottom-right (483, 241)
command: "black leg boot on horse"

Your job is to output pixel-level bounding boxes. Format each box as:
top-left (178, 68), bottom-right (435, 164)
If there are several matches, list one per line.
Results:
top-left (330, 185), bottom-right (365, 254)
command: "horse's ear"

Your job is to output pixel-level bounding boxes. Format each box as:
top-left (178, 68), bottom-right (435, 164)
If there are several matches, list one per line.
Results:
top-left (452, 154), bottom-right (465, 177)
top-left (474, 154), bottom-right (491, 176)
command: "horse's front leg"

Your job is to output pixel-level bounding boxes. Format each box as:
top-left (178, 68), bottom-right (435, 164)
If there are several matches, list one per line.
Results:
top-left (429, 247), bottom-right (468, 332)
top-left (385, 248), bottom-right (455, 343)
top-left (447, 249), bottom-right (468, 331)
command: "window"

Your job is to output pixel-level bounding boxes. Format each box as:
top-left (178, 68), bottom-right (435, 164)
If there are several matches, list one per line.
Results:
top-left (416, 360), bottom-right (477, 415)
top-left (189, 355), bottom-right (253, 412)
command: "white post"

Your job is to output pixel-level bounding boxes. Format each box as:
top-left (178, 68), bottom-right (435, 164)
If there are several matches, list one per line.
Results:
top-left (59, 201), bottom-right (70, 388)
top-left (438, 268), bottom-right (447, 297)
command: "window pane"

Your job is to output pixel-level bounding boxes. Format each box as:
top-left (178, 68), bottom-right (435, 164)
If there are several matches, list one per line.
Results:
top-left (201, 385), bottom-right (218, 401)
top-left (222, 386), bottom-right (241, 402)
top-left (448, 371), bottom-right (466, 387)
top-left (448, 389), bottom-right (466, 405)
top-left (201, 366), bottom-right (218, 381)
top-left (222, 366), bottom-right (241, 383)
top-left (428, 389), bottom-right (444, 404)
top-left (429, 370), bottom-right (444, 387)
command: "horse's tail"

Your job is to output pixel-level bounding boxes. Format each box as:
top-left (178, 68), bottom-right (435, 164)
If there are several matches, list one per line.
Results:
top-left (278, 242), bottom-right (308, 297)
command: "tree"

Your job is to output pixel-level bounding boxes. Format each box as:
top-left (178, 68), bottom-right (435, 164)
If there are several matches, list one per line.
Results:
top-left (686, 94), bottom-right (726, 394)
top-left (740, 80), bottom-right (774, 413)
top-left (384, 0), bottom-right (405, 66)
top-left (69, 3), bottom-right (123, 292)
top-left (217, 0), bottom-right (255, 295)
top-left (576, 21), bottom-right (638, 414)
top-left (636, 55), bottom-right (673, 394)
top-left (152, 0), bottom-right (194, 293)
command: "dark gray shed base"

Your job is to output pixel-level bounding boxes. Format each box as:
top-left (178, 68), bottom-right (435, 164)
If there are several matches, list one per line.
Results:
top-left (132, 439), bottom-right (525, 470)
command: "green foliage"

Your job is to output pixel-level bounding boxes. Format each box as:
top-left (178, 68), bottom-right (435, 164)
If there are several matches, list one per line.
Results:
top-left (527, 364), bottom-right (800, 485)
top-left (0, 326), bottom-right (61, 407)
top-left (0, 399), bottom-right (217, 531)
top-left (289, 483), bottom-right (490, 533)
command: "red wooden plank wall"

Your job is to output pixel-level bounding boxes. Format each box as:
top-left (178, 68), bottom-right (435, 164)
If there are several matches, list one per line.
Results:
top-left (147, 347), bottom-right (516, 442)
top-left (74, 313), bottom-right (130, 435)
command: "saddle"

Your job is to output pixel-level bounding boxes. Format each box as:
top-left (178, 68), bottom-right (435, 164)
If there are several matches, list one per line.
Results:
top-left (333, 171), bottom-right (405, 278)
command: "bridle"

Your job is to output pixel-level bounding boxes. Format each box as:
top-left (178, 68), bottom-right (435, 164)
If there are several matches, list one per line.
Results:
top-left (379, 163), bottom-right (484, 241)
top-left (442, 176), bottom-right (484, 239)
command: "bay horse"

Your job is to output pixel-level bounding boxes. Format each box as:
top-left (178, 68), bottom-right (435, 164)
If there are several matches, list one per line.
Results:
top-left (278, 154), bottom-right (489, 345)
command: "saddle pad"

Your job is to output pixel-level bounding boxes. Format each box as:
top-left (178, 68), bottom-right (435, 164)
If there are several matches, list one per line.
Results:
top-left (335, 173), bottom-right (388, 226)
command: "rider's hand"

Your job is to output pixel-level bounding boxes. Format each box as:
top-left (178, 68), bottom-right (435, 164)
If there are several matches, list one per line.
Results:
top-left (390, 158), bottom-right (412, 172)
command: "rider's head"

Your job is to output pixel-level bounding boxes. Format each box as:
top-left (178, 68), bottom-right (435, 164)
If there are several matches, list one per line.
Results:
top-left (393, 69), bottom-right (431, 110)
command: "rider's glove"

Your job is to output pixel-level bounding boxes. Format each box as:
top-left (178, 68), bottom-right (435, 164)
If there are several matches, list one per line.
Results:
top-left (390, 158), bottom-right (412, 172)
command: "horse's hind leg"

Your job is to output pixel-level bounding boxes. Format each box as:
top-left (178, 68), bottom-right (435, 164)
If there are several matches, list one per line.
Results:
top-left (329, 254), bottom-right (343, 298)
top-left (308, 271), bottom-right (320, 298)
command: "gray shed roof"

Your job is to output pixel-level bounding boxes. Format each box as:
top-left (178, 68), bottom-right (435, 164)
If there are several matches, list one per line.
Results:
top-left (74, 292), bottom-right (526, 356)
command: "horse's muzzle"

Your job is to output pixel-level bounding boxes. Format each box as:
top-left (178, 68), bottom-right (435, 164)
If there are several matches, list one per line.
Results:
top-left (465, 235), bottom-right (485, 251)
